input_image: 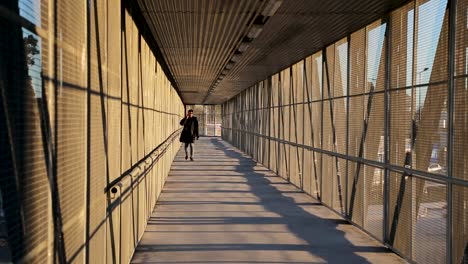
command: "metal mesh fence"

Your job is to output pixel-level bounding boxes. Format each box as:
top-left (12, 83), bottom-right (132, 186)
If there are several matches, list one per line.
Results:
top-left (185, 105), bottom-right (222, 136)
top-left (221, 0), bottom-right (466, 262)
top-left (0, 1), bottom-right (184, 262)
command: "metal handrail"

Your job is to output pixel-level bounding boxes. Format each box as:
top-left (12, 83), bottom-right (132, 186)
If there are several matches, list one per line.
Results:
top-left (108, 128), bottom-right (182, 195)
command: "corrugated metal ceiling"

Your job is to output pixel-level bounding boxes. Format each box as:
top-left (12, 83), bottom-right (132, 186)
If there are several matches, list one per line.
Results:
top-left (137, 0), bottom-right (408, 104)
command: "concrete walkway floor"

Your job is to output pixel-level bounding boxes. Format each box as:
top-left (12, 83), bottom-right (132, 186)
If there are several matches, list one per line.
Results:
top-left (132, 137), bottom-right (405, 264)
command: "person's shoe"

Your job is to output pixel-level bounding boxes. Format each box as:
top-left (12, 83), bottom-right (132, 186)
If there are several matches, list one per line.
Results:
top-left (190, 157), bottom-right (194, 161)
top-left (185, 155), bottom-right (188, 160)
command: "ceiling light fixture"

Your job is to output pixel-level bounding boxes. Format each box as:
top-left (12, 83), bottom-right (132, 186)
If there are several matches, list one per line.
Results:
top-left (247, 24), bottom-right (263, 39)
top-left (231, 54), bottom-right (242, 62)
top-left (238, 42), bottom-right (250, 53)
top-left (261, 0), bottom-right (283, 17)
top-left (225, 62), bottom-right (235, 70)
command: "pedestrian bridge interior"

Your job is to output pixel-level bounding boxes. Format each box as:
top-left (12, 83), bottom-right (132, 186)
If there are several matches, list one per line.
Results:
top-left (0, 0), bottom-right (467, 263)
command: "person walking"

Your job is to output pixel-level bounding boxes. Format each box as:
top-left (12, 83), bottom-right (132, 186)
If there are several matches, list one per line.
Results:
top-left (180, 109), bottom-right (199, 161)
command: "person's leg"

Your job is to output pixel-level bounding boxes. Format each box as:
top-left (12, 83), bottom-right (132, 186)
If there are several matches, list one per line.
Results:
top-left (184, 143), bottom-right (189, 160)
top-left (189, 143), bottom-right (194, 160)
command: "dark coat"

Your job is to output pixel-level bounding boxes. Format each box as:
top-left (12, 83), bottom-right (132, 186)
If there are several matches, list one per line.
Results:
top-left (180, 116), bottom-right (199, 143)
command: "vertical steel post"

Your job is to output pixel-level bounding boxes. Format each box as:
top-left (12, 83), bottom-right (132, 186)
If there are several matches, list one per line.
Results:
top-left (320, 49), bottom-right (324, 202)
top-left (384, 14), bottom-right (392, 243)
top-left (346, 35), bottom-right (351, 219)
top-left (447, 0), bottom-right (456, 262)
top-left (302, 59), bottom-right (306, 191)
top-left (410, 2), bottom-right (417, 258)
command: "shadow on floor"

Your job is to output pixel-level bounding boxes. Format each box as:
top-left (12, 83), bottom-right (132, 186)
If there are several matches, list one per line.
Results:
top-left (133, 137), bottom-right (398, 263)
top-left (209, 138), bottom-right (388, 263)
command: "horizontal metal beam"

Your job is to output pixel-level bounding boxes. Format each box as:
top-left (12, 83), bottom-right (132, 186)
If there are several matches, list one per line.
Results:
top-left (222, 127), bottom-right (468, 187)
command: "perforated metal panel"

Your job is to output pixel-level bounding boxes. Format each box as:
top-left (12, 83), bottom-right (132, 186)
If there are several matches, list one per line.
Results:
top-left (364, 93), bottom-right (385, 162)
top-left (364, 165), bottom-right (384, 240)
top-left (452, 185), bottom-right (468, 264)
top-left (413, 178), bottom-right (446, 264)
top-left (348, 161), bottom-right (364, 227)
top-left (0, 2), bottom-right (184, 262)
top-left (387, 171), bottom-right (413, 257)
top-left (220, 2), bottom-right (463, 263)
